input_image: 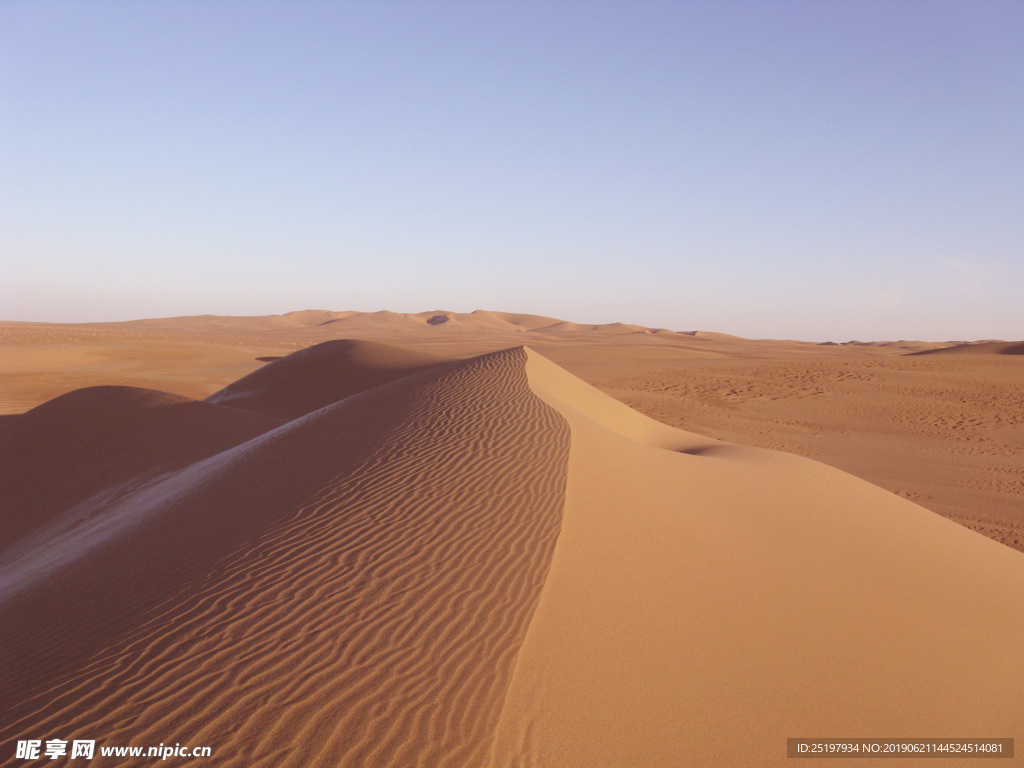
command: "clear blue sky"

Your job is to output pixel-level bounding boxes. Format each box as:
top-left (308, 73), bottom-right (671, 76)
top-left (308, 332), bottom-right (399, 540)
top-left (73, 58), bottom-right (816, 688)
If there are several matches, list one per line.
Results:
top-left (2, 1), bottom-right (1022, 340)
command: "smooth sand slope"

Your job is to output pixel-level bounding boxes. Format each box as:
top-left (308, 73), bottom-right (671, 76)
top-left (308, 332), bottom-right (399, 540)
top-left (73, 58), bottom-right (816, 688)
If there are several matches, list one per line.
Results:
top-left (499, 351), bottom-right (1024, 766)
top-left (204, 338), bottom-right (448, 419)
top-left (593, 348), bottom-right (1024, 552)
top-left (2, 345), bottom-right (569, 768)
top-left (2, 340), bottom-right (1024, 766)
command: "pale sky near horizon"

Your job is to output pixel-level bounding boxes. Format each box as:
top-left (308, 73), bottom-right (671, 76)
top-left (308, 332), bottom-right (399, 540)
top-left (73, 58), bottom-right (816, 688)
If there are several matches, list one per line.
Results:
top-left (2, 1), bottom-right (1022, 341)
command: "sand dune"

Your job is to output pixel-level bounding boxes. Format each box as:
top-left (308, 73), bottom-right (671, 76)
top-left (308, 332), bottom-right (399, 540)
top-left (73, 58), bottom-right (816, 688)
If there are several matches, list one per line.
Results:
top-left (0, 387), bottom-right (280, 550)
top-left (532, 320), bottom-right (650, 335)
top-left (3, 341), bottom-right (1023, 766)
top-left (912, 340), bottom-right (1024, 356)
top-left (599, 349), bottom-right (1024, 552)
top-left (496, 350), bottom-right (1024, 766)
top-left (280, 309), bottom-right (359, 326)
top-left (205, 338), bottom-right (448, 419)
top-left (4, 316), bottom-right (1019, 555)
top-left (1, 347), bottom-right (568, 768)
top-left (1, 309), bottom-right (672, 343)
top-left (471, 310), bottom-right (565, 330)
top-left (311, 309), bottom-right (568, 334)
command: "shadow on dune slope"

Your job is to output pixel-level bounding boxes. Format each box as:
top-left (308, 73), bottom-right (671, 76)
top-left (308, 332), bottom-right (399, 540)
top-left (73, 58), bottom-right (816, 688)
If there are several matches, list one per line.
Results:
top-left (1, 347), bottom-right (569, 768)
top-left (3, 343), bottom-right (1024, 768)
top-left (0, 388), bottom-right (282, 549)
top-left (206, 338), bottom-right (450, 419)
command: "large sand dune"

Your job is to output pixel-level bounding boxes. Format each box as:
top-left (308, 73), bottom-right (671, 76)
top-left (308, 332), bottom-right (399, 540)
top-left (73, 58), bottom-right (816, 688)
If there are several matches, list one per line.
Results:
top-left (2, 341), bottom-right (1023, 766)
top-left (0, 387), bottom-right (281, 549)
top-left (204, 338), bottom-right (448, 419)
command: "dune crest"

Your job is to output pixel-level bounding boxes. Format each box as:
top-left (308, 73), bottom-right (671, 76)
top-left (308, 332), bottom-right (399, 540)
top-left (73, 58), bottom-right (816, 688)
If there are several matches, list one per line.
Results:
top-left (2, 343), bottom-right (1023, 767)
top-left (1, 346), bottom-right (569, 768)
top-left (486, 348), bottom-right (1024, 767)
top-left (205, 338), bottom-right (449, 419)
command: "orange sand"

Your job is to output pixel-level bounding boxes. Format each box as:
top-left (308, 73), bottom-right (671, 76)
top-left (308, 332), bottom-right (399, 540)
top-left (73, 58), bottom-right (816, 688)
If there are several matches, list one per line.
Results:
top-left (2, 313), bottom-right (1023, 766)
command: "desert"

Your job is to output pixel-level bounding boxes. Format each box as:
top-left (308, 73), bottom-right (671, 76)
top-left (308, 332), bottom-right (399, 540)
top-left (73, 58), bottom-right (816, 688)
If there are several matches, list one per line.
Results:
top-left (5, 2), bottom-right (1023, 764)
top-left (2, 311), bottom-right (1023, 766)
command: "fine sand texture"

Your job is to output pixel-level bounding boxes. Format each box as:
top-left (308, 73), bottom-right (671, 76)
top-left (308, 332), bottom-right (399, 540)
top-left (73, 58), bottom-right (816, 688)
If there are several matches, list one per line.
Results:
top-left (577, 348), bottom-right (1024, 553)
top-left (3, 313), bottom-right (1022, 553)
top-left (3, 346), bottom-right (569, 767)
top-left (2, 315), bottom-right (1024, 765)
top-left (496, 350), bottom-right (1024, 766)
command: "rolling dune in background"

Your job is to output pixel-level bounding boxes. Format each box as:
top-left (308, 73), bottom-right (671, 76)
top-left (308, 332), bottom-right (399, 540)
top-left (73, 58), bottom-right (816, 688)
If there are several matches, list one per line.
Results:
top-left (2, 339), bottom-right (1023, 766)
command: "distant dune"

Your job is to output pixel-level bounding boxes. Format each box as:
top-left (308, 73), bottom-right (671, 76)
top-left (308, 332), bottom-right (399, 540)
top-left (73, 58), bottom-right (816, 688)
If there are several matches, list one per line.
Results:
top-left (283, 309), bottom-right (568, 334)
top-left (2, 340), bottom-right (1022, 767)
top-left (532, 320), bottom-right (650, 335)
top-left (910, 340), bottom-right (1024, 356)
top-left (7, 308), bottom-right (698, 339)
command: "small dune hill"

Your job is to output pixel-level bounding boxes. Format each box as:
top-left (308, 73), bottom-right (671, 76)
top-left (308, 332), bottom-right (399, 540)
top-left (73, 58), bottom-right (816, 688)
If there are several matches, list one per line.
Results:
top-left (676, 329), bottom-right (746, 340)
top-left (218, 308), bottom-right (683, 337)
top-left (910, 340), bottom-right (1024, 356)
top-left (315, 309), bottom-right (430, 330)
top-left (280, 309), bottom-right (359, 326)
top-left (205, 338), bottom-right (450, 419)
top-left (531, 320), bottom-right (650, 335)
top-left (412, 310), bottom-right (519, 329)
top-left (3, 345), bottom-right (1023, 767)
top-left (471, 310), bottom-right (565, 330)
top-left (0, 387), bottom-right (281, 550)
top-left (42, 309), bottom-right (715, 344)
top-left (843, 339), bottom-right (951, 353)
top-left (317, 310), bottom-right (568, 333)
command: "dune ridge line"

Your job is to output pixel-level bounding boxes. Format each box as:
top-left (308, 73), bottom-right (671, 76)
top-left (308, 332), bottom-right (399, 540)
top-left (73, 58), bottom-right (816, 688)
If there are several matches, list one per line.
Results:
top-left (1, 346), bottom-right (570, 768)
top-left (2, 342), bottom-right (1023, 767)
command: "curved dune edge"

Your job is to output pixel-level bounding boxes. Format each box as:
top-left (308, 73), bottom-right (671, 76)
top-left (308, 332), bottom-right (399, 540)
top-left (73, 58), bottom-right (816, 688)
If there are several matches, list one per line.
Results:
top-left (910, 340), bottom-right (1024, 356)
top-left (204, 338), bottom-right (450, 419)
top-left (3, 344), bottom-right (1024, 768)
top-left (1, 348), bottom-right (570, 768)
top-left (487, 349), bottom-right (1024, 767)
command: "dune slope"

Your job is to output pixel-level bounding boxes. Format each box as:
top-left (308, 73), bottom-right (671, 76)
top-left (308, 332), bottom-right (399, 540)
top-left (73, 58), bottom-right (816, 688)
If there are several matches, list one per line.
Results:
top-left (0, 387), bottom-right (282, 549)
top-left (1, 347), bottom-right (568, 768)
top-left (204, 338), bottom-right (448, 419)
top-left (488, 350), bottom-right (1024, 767)
top-left (911, 340), bottom-right (1024, 356)
top-left (2, 344), bottom-right (1023, 767)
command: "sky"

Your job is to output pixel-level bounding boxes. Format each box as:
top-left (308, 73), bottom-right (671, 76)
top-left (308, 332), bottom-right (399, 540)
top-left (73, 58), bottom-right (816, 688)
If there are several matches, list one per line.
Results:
top-left (2, 1), bottom-right (1022, 341)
